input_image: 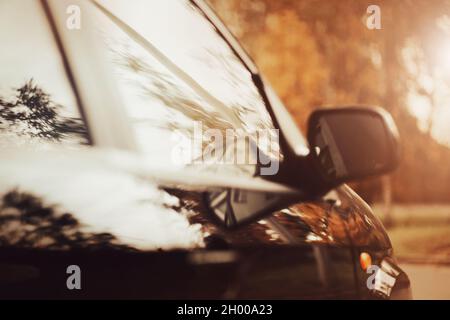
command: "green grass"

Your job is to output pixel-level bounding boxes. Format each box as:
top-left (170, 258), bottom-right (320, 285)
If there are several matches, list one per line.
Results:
top-left (388, 225), bottom-right (450, 260)
top-left (371, 204), bottom-right (450, 262)
top-left (372, 204), bottom-right (450, 226)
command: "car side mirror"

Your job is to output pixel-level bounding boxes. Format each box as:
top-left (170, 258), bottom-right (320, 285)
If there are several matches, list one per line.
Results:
top-left (203, 106), bottom-right (401, 229)
top-left (307, 106), bottom-right (400, 188)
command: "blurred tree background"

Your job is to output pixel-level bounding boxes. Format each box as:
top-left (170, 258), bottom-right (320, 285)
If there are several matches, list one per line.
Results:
top-left (209, 0), bottom-right (450, 205)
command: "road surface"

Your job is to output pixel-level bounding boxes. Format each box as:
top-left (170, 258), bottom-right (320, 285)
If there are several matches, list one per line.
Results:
top-left (401, 263), bottom-right (450, 299)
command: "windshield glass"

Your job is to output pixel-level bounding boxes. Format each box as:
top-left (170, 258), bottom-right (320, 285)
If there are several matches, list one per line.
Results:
top-left (0, 0), bottom-right (89, 148)
top-left (91, 0), bottom-right (281, 176)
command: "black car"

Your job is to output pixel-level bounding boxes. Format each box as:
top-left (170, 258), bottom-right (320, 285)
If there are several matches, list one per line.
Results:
top-left (0, 0), bottom-right (411, 299)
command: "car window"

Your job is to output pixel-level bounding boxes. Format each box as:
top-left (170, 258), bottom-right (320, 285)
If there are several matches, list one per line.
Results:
top-left (90, 0), bottom-right (281, 176)
top-left (0, 0), bottom-right (89, 148)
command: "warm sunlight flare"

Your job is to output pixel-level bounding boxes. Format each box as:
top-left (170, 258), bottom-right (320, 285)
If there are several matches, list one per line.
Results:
top-left (405, 14), bottom-right (450, 147)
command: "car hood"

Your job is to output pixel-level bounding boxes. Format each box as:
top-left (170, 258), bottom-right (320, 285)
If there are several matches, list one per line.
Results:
top-left (0, 145), bottom-right (300, 251)
top-left (0, 146), bottom-right (391, 252)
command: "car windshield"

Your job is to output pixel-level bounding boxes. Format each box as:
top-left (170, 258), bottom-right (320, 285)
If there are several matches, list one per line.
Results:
top-left (89, 0), bottom-right (282, 176)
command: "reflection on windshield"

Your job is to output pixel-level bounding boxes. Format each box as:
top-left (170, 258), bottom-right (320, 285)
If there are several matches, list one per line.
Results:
top-left (111, 44), bottom-right (234, 136)
top-left (92, 0), bottom-right (281, 174)
top-left (0, 80), bottom-right (88, 146)
top-left (0, 0), bottom-right (88, 147)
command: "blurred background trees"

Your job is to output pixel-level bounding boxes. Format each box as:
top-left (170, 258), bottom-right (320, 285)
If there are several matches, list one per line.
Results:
top-left (209, 0), bottom-right (450, 204)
